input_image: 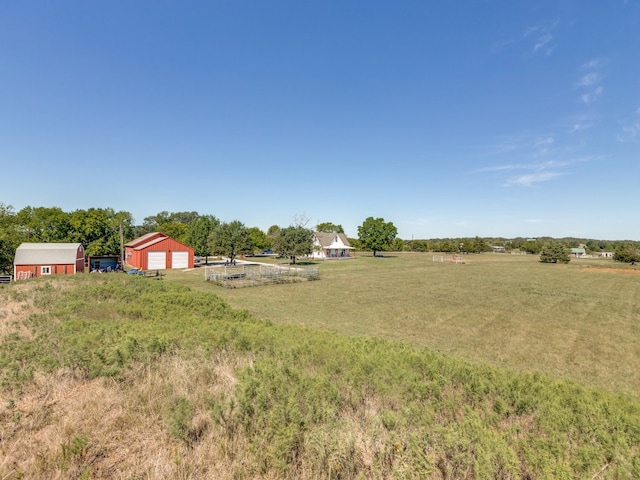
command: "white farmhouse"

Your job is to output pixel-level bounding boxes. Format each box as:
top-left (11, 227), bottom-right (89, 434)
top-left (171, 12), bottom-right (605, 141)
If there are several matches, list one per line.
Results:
top-left (311, 232), bottom-right (354, 260)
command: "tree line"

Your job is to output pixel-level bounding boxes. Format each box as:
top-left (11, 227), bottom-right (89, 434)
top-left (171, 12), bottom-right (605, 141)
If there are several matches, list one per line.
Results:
top-left (0, 203), bottom-right (401, 272)
top-left (2, 202), bottom-right (638, 273)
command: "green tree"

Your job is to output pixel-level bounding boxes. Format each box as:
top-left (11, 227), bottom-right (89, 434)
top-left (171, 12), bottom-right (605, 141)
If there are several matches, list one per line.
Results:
top-left (68, 208), bottom-right (134, 256)
top-left (539, 241), bottom-right (570, 264)
top-left (316, 222), bottom-right (344, 233)
top-left (613, 244), bottom-right (640, 264)
top-left (208, 221), bottom-right (253, 263)
top-left (186, 215), bottom-right (219, 258)
top-left (471, 236), bottom-right (490, 253)
top-left (357, 217), bottom-right (397, 257)
top-left (0, 203), bottom-right (20, 273)
top-left (247, 227), bottom-right (271, 253)
top-left (267, 225), bottom-right (281, 237)
top-left (523, 238), bottom-right (544, 255)
top-left (273, 226), bottom-right (314, 264)
top-left (135, 211), bottom-right (200, 242)
top-left (392, 237), bottom-right (406, 251)
top-left (16, 206), bottom-right (71, 242)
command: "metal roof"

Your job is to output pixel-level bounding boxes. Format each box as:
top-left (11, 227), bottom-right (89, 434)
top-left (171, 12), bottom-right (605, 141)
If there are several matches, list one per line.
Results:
top-left (14, 243), bottom-right (84, 265)
top-left (125, 232), bottom-right (167, 248)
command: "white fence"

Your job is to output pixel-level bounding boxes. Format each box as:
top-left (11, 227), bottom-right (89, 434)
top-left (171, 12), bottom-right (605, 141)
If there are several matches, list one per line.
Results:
top-left (204, 263), bottom-right (319, 288)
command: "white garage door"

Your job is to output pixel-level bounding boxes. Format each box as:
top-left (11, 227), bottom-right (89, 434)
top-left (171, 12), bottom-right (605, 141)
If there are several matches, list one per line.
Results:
top-left (147, 251), bottom-right (166, 270)
top-left (172, 251), bottom-right (189, 269)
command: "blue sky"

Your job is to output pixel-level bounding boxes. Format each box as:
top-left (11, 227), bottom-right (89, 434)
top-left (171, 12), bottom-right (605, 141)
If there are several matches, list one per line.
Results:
top-left (1, 1), bottom-right (639, 240)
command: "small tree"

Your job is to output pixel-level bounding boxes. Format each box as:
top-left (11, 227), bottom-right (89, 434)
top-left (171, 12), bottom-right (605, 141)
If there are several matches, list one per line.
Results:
top-left (539, 241), bottom-right (570, 264)
top-left (357, 217), bottom-right (398, 257)
top-left (273, 226), bottom-right (314, 264)
top-left (208, 220), bottom-right (253, 263)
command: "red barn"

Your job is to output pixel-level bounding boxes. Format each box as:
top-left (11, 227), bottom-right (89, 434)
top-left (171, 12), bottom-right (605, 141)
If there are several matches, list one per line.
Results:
top-left (13, 243), bottom-right (85, 280)
top-left (125, 232), bottom-right (194, 270)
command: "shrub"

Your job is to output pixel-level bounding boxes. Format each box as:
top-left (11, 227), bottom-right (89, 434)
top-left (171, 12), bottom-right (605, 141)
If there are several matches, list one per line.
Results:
top-left (540, 241), bottom-right (570, 263)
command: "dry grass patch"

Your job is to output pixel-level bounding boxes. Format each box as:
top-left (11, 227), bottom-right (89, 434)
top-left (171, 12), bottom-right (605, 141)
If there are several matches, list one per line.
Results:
top-left (0, 351), bottom-right (258, 480)
top-left (0, 279), bottom-right (77, 342)
top-left (0, 283), bottom-right (39, 341)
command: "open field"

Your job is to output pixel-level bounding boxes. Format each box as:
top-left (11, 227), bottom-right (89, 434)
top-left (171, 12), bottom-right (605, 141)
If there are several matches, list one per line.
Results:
top-left (1, 269), bottom-right (640, 478)
top-left (170, 253), bottom-right (640, 397)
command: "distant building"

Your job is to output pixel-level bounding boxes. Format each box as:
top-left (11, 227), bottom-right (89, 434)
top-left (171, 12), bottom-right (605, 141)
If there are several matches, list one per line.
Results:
top-left (311, 232), bottom-right (354, 260)
top-left (570, 248), bottom-right (587, 258)
top-left (491, 246), bottom-right (506, 253)
top-left (14, 243), bottom-right (85, 279)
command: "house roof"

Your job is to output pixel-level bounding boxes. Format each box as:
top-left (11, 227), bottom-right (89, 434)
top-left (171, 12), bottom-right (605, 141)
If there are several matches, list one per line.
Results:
top-left (313, 232), bottom-right (353, 249)
top-left (14, 243), bottom-right (84, 265)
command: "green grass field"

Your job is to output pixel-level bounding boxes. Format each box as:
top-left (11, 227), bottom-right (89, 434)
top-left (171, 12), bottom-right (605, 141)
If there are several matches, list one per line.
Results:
top-left (2, 253), bottom-right (640, 478)
top-left (172, 253), bottom-right (640, 397)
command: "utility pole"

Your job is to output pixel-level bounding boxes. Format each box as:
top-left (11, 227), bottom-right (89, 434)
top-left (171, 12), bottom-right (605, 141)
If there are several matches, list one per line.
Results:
top-left (120, 223), bottom-right (125, 267)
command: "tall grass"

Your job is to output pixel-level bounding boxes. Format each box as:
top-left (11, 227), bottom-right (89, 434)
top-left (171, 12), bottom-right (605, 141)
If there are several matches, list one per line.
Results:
top-left (1, 274), bottom-right (639, 478)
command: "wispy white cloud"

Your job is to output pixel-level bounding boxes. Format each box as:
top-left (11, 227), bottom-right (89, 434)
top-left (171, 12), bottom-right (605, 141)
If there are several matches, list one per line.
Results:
top-left (566, 113), bottom-right (596, 134)
top-left (533, 33), bottom-right (553, 55)
top-left (475, 160), bottom-right (565, 187)
top-left (473, 132), bottom-right (591, 187)
top-left (582, 58), bottom-right (604, 70)
top-left (617, 122), bottom-right (640, 143)
top-left (578, 72), bottom-right (600, 87)
top-left (577, 59), bottom-right (604, 106)
top-left (494, 21), bottom-right (558, 57)
top-left (616, 105), bottom-right (640, 143)
top-left (571, 121), bottom-right (592, 133)
top-left (580, 87), bottom-right (603, 106)
top-left (507, 171), bottom-right (563, 186)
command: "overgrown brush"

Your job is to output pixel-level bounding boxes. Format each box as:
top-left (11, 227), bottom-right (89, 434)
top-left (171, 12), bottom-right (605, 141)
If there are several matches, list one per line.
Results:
top-left (1, 274), bottom-right (639, 478)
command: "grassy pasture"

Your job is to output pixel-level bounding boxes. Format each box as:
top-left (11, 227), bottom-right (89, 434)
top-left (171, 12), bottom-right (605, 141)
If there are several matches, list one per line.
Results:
top-left (1, 266), bottom-right (640, 478)
top-left (172, 253), bottom-right (640, 397)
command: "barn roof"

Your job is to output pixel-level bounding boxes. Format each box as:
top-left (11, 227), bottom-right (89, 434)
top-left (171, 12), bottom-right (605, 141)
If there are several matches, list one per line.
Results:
top-left (125, 232), bottom-right (192, 251)
top-left (124, 232), bottom-right (167, 248)
top-left (14, 243), bottom-right (84, 265)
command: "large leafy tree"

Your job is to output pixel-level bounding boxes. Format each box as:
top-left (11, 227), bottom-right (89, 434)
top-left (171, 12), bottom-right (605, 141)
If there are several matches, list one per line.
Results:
top-left (16, 206), bottom-right (71, 242)
top-left (0, 203), bottom-right (20, 273)
top-left (208, 220), bottom-right (253, 263)
top-left (186, 215), bottom-right (219, 258)
top-left (68, 208), bottom-right (134, 256)
top-left (135, 211), bottom-right (200, 243)
top-left (539, 241), bottom-right (570, 264)
top-left (247, 227), bottom-right (271, 253)
top-left (357, 217), bottom-right (398, 257)
top-left (273, 225), bottom-right (314, 264)
top-left (316, 222), bottom-right (344, 233)
top-left (267, 225), bottom-right (280, 236)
